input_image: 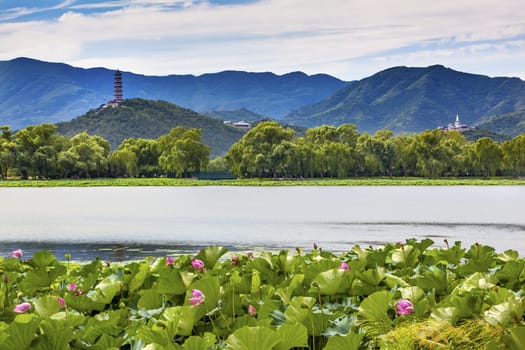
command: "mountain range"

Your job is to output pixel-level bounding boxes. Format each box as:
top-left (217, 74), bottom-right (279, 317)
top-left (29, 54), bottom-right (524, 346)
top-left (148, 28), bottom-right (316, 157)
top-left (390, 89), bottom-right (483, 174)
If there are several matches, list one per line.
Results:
top-left (0, 57), bottom-right (347, 130)
top-left (283, 65), bottom-right (525, 134)
top-left (2, 57), bottom-right (525, 139)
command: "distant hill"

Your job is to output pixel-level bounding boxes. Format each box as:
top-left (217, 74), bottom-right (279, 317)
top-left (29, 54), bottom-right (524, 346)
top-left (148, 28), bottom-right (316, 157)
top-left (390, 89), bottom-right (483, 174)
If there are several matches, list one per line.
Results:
top-left (55, 99), bottom-right (245, 158)
top-left (474, 109), bottom-right (525, 138)
top-left (202, 108), bottom-right (268, 122)
top-left (283, 65), bottom-right (525, 134)
top-left (0, 57), bottom-right (348, 130)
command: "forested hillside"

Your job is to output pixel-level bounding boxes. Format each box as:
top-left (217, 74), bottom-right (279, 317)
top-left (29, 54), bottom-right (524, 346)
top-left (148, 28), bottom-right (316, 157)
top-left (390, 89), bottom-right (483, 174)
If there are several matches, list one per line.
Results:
top-left (283, 65), bottom-right (525, 135)
top-left (474, 110), bottom-right (525, 137)
top-left (202, 108), bottom-right (267, 122)
top-left (56, 99), bottom-right (245, 158)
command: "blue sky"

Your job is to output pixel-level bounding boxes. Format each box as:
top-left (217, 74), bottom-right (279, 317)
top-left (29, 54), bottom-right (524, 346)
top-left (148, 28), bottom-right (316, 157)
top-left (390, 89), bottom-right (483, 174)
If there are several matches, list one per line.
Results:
top-left (1, 0), bottom-right (524, 81)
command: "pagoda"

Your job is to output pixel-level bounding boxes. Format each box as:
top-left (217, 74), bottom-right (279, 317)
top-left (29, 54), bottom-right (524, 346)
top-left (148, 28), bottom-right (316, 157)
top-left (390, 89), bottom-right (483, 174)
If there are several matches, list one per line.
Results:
top-left (106, 70), bottom-right (124, 107)
top-left (114, 70), bottom-right (123, 104)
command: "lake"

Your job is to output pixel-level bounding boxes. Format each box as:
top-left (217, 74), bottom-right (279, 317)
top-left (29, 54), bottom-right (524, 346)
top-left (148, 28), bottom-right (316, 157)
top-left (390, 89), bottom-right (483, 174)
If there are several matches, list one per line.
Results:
top-left (1, 186), bottom-right (524, 261)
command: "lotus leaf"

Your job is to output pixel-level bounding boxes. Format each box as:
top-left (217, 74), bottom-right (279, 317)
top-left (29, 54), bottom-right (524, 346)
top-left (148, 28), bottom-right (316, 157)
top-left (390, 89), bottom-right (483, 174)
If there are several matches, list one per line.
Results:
top-left (195, 246), bottom-right (228, 269)
top-left (502, 326), bottom-right (525, 350)
top-left (484, 298), bottom-right (525, 327)
top-left (226, 326), bottom-right (280, 350)
top-left (275, 323), bottom-right (309, 350)
top-left (323, 333), bottom-right (363, 350)
top-left (182, 332), bottom-right (216, 350)
top-left (357, 290), bottom-right (393, 325)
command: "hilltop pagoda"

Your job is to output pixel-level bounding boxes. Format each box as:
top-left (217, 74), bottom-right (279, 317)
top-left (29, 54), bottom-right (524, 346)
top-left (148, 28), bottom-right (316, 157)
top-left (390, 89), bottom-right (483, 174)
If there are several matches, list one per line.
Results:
top-left (106, 70), bottom-right (124, 107)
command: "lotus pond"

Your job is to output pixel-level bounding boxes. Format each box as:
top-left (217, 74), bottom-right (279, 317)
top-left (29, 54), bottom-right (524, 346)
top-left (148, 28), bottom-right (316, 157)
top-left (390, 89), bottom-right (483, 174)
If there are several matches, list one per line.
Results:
top-left (1, 239), bottom-right (525, 349)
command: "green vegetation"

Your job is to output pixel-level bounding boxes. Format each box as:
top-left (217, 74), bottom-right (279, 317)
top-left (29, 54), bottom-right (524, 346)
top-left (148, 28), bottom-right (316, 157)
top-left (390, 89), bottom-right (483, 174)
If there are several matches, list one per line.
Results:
top-left (2, 119), bottom-right (525, 181)
top-left (1, 240), bottom-right (525, 349)
top-left (202, 108), bottom-right (268, 122)
top-left (226, 121), bottom-right (525, 178)
top-left (0, 123), bottom-right (209, 180)
top-left (475, 110), bottom-right (525, 138)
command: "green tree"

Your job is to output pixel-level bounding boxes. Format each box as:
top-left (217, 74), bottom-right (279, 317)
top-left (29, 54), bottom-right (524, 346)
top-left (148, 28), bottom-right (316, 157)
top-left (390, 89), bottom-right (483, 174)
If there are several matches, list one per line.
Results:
top-left (305, 124), bottom-right (359, 178)
top-left (411, 130), bottom-right (457, 178)
top-left (439, 131), bottom-right (468, 176)
top-left (355, 131), bottom-right (395, 176)
top-left (118, 138), bottom-right (160, 177)
top-left (109, 149), bottom-right (138, 177)
top-left (207, 157), bottom-right (229, 172)
top-left (59, 132), bottom-right (110, 178)
top-left (473, 137), bottom-right (503, 177)
top-left (226, 121), bottom-right (294, 177)
top-left (0, 126), bottom-right (16, 179)
top-left (501, 134), bottom-right (525, 176)
top-left (14, 123), bottom-right (69, 179)
top-left (390, 134), bottom-right (417, 177)
top-left (157, 127), bottom-right (210, 177)
top-left (317, 141), bottom-right (353, 177)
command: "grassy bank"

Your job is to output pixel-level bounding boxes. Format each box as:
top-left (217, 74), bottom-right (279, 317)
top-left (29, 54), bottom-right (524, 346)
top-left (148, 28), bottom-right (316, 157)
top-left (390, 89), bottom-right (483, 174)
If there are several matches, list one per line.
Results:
top-left (1, 177), bottom-right (525, 187)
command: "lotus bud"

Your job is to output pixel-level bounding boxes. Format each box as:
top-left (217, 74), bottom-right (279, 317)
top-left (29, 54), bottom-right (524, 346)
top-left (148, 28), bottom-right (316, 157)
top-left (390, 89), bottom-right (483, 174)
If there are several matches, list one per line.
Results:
top-left (188, 289), bottom-right (205, 306)
top-left (396, 299), bottom-right (414, 315)
top-left (13, 302), bottom-right (31, 313)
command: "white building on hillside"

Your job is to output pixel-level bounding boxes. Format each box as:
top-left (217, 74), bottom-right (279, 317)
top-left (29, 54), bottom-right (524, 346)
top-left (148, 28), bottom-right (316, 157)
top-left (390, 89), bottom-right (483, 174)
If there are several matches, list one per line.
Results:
top-left (438, 115), bottom-right (477, 132)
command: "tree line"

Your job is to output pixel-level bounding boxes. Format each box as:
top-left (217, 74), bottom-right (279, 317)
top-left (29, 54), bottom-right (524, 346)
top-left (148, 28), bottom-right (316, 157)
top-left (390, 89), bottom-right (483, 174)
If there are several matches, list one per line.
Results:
top-left (1, 121), bottom-right (524, 179)
top-left (225, 121), bottom-right (525, 178)
top-left (0, 124), bottom-right (209, 179)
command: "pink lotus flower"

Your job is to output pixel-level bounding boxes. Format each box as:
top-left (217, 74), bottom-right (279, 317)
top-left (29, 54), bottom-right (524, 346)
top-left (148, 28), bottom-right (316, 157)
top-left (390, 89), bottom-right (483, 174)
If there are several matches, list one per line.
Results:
top-left (396, 299), bottom-right (414, 315)
top-left (339, 262), bottom-right (350, 271)
top-left (231, 254), bottom-right (239, 266)
top-left (188, 289), bottom-right (205, 306)
top-left (248, 304), bottom-right (257, 316)
top-left (68, 283), bottom-right (83, 295)
top-left (166, 256), bottom-right (174, 266)
top-left (313, 242), bottom-right (319, 250)
top-left (11, 249), bottom-right (23, 259)
top-left (57, 296), bottom-right (66, 308)
top-left (191, 259), bottom-right (205, 270)
top-left (13, 302), bottom-right (31, 313)
top-left (246, 251), bottom-right (254, 259)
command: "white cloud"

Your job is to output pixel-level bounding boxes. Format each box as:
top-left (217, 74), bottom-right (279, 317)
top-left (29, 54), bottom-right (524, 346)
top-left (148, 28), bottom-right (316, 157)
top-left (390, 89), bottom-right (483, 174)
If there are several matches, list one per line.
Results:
top-left (1, 0), bottom-right (524, 80)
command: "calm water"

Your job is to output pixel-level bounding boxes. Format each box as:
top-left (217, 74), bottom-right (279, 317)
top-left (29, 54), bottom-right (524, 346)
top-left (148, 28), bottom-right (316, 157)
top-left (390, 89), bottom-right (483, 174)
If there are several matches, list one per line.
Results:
top-left (1, 186), bottom-right (524, 260)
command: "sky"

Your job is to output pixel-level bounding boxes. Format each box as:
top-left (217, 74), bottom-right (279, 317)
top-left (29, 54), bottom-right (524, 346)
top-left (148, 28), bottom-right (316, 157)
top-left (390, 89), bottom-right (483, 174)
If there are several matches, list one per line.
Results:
top-left (1, 0), bottom-right (525, 81)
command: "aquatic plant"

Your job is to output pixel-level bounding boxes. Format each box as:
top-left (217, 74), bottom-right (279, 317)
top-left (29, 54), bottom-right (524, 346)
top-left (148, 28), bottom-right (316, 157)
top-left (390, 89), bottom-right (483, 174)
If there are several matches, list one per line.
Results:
top-left (0, 240), bottom-right (524, 349)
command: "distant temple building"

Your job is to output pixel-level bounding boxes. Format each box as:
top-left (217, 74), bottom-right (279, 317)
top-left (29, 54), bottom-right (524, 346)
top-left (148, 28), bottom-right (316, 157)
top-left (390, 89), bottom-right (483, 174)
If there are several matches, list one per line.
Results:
top-left (106, 70), bottom-right (124, 107)
top-left (224, 120), bottom-right (252, 130)
top-left (438, 115), bottom-right (477, 132)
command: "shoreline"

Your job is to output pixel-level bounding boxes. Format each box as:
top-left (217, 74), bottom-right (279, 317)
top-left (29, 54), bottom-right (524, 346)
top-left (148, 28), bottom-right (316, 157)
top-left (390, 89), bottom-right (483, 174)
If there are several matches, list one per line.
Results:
top-left (1, 177), bottom-right (525, 187)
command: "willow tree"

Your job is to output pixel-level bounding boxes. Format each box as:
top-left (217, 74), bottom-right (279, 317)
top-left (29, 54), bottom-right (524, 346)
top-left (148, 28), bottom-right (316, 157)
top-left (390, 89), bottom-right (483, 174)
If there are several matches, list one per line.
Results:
top-left (157, 127), bottom-right (209, 178)
top-left (58, 132), bottom-right (110, 178)
top-left (226, 121), bottom-right (295, 177)
top-left (501, 134), bottom-right (525, 176)
top-left (14, 123), bottom-right (69, 179)
top-left (0, 126), bottom-right (16, 179)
